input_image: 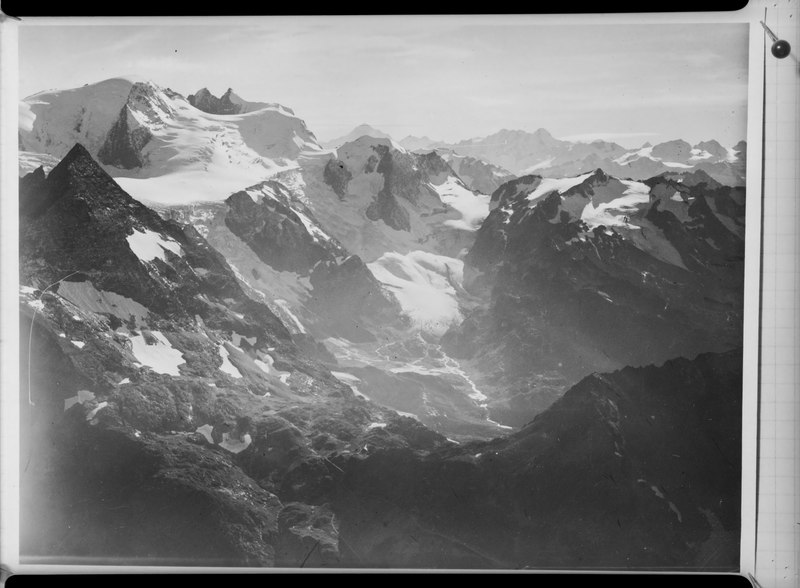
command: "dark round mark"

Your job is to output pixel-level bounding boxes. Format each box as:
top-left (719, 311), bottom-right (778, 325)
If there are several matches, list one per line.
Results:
top-left (772, 39), bottom-right (791, 58)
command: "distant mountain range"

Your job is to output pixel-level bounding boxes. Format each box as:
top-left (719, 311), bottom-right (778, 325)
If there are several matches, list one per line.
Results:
top-left (330, 125), bottom-right (746, 187)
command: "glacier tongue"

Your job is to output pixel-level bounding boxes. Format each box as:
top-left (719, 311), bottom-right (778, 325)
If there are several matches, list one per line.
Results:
top-left (368, 250), bottom-right (464, 336)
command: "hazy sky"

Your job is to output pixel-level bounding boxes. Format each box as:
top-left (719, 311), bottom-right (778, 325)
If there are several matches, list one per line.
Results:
top-left (18, 18), bottom-right (749, 148)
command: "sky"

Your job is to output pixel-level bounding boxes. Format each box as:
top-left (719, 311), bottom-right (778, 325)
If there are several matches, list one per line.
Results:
top-left (17, 17), bottom-right (750, 148)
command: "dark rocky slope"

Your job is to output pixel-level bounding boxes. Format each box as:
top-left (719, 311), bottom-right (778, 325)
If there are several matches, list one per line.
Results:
top-left (442, 169), bottom-right (745, 427)
top-left (332, 349), bottom-right (742, 570)
top-left (18, 144), bottom-right (442, 566)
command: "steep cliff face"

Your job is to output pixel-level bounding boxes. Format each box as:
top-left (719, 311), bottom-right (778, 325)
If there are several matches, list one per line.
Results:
top-left (358, 143), bottom-right (422, 232)
top-left (225, 182), bottom-right (340, 274)
top-left (97, 102), bottom-right (153, 168)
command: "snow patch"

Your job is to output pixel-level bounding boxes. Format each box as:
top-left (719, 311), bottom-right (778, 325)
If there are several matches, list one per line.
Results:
top-left (331, 371), bottom-right (361, 383)
top-left (71, 340), bottom-right (85, 349)
top-left (126, 228), bottom-right (183, 264)
top-left (129, 331), bottom-right (186, 376)
top-left (219, 432), bottom-right (252, 454)
top-left (218, 344), bottom-right (243, 379)
top-left (196, 424), bottom-right (214, 444)
top-left (86, 401), bottom-right (108, 421)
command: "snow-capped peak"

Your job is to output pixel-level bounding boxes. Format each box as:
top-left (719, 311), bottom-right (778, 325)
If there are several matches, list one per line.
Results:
top-left (20, 76), bottom-right (323, 205)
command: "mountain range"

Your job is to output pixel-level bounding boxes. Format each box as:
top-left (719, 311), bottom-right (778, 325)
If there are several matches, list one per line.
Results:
top-left (386, 127), bottom-right (745, 187)
top-left (17, 76), bottom-right (745, 570)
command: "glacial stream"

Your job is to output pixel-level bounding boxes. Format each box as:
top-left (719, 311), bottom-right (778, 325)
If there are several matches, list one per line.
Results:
top-left (324, 332), bottom-right (512, 439)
